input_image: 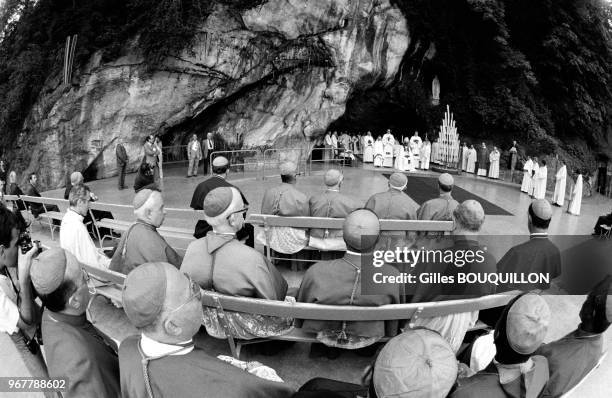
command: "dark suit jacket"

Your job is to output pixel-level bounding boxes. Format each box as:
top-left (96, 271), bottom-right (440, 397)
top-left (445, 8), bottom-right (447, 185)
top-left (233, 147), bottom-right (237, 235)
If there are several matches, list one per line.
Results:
top-left (116, 144), bottom-right (128, 166)
top-left (202, 138), bottom-right (214, 159)
top-left (25, 183), bottom-right (45, 217)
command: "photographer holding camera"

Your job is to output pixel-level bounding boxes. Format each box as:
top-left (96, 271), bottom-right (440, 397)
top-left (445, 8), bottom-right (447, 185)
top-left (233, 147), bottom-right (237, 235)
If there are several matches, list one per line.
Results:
top-left (0, 204), bottom-right (47, 378)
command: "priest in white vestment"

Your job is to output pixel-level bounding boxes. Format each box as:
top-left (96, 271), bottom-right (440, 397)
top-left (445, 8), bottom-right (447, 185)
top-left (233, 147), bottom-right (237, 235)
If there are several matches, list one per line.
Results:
top-left (534, 160), bottom-right (547, 199)
top-left (373, 137), bottom-right (384, 167)
top-left (324, 132), bottom-right (333, 161)
top-left (567, 172), bottom-right (582, 215)
top-left (421, 140), bottom-right (431, 170)
top-left (521, 157), bottom-right (533, 193)
top-left (466, 145), bottom-right (477, 173)
top-left (383, 141), bottom-right (394, 168)
top-left (488, 147), bottom-right (500, 179)
top-left (363, 132), bottom-right (374, 162)
top-left (552, 161), bottom-right (567, 206)
top-left (382, 129), bottom-right (395, 146)
top-left (409, 132), bottom-right (423, 165)
top-left (530, 158), bottom-right (539, 197)
top-left (461, 143), bottom-right (469, 171)
top-left (331, 132), bottom-right (339, 158)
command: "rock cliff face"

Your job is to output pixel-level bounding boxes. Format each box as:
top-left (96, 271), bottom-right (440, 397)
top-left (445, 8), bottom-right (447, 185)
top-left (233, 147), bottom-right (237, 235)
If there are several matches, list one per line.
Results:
top-left (18, 0), bottom-right (408, 188)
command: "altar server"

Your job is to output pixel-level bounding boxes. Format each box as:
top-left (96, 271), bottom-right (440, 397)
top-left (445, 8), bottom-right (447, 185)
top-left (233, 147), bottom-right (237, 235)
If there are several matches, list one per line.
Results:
top-left (461, 142), bottom-right (469, 171)
top-left (488, 147), bottom-right (500, 179)
top-left (363, 132), bottom-right (374, 163)
top-left (552, 160), bottom-right (567, 206)
top-left (466, 145), bottom-right (477, 173)
top-left (567, 170), bottom-right (583, 216)
top-left (534, 160), bottom-right (548, 200)
top-left (521, 157), bottom-right (533, 193)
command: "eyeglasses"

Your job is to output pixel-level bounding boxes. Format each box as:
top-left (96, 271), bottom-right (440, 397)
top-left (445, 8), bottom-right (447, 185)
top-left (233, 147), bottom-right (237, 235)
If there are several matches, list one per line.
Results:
top-left (226, 206), bottom-right (248, 220)
top-left (167, 276), bottom-right (202, 316)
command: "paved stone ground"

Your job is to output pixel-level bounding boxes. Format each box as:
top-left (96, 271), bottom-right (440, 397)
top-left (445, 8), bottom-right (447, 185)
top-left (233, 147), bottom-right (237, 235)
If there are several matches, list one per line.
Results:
top-left (3, 160), bottom-right (611, 396)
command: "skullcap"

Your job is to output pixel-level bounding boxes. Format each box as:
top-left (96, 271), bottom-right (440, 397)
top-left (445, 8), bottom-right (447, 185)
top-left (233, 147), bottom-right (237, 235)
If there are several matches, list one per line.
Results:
top-left (389, 172), bottom-right (407, 190)
top-left (212, 156), bottom-right (229, 167)
top-left (203, 187), bottom-right (234, 218)
top-left (30, 248), bottom-right (74, 295)
top-left (374, 329), bottom-right (458, 398)
top-left (343, 209), bottom-right (380, 250)
top-left (133, 188), bottom-right (158, 210)
top-left (530, 199), bottom-right (552, 221)
top-left (438, 173), bottom-right (454, 187)
top-left (506, 293), bottom-right (551, 355)
top-left (324, 169), bottom-right (342, 187)
top-left (122, 262), bottom-right (168, 328)
top-left (279, 161), bottom-right (297, 176)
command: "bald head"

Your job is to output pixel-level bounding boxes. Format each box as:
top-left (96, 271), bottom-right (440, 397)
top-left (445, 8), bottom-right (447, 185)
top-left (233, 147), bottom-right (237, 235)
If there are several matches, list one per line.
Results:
top-left (324, 169), bottom-right (343, 188)
top-left (343, 209), bottom-right (380, 252)
top-left (453, 200), bottom-right (485, 233)
top-left (70, 172), bottom-right (84, 185)
top-left (528, 199), bottom-right (552, 231)
top-left (134, 189), bottom-right (165, 228)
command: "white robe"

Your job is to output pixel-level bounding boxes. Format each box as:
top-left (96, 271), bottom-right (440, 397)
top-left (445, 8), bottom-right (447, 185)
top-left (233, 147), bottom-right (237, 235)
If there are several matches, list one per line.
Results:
top-left (383, 133), bottom-right (395, 146)
top-left (488, 151), bottom-right (500, 179)
top-left (530, 163), bottom-right (539, 196)
top-left (461, 146), bottom-right (469, 171)
top-left (421, 142), bottom-right (431, 169)
top-left (383, 143), bottom-right (394, 168)
top-left (394, 146), bottom-right (414, 171)
top-left (552, 165), bottom-right (567, 206)
top-left (466, 149), bottom-right (477, 173)
top-left (534, 166), bottom-right (547, 199)
top-left (431, 142), bottom-right (439, 164)
top-left (363, 136), bottom-right (374, 162)
top-left (324, 134), bottom-right (333, 161)
top-left (568, 175), bottom-right (582, 215)
top-left (521, 159), bottom-right (533, 193)
top-left (373, 140), bottom-right (384, 167)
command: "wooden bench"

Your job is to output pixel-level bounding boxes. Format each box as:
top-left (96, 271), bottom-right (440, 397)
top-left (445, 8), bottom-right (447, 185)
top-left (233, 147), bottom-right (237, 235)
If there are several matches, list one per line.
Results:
top-left (246, 214), bottom-right (454, 264)
top-left (81, 264), bottom-right (516, 359)
top-left (12, 195), bottom-right (68, 240)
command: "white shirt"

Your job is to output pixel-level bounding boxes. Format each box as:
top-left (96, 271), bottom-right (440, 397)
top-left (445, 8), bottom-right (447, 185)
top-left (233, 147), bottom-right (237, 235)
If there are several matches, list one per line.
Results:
top-left (140, 334), bottom-right (194, 357)
top-left (190, 142), bottom-right (199, 152)
top-left (60, 209), bottom-right (110, 269)
top-left (0, 273), bottom-right (19, 334)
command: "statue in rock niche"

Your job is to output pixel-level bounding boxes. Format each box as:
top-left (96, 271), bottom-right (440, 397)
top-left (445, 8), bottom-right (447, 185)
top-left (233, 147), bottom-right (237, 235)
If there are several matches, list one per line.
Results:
top-left (432, 76), bottom-right (440, 106)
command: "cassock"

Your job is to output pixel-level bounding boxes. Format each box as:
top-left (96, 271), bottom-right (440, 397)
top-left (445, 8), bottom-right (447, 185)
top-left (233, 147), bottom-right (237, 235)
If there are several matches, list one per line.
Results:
top-left (417, 193), bottom-right (459, 221)
top-left (119, 335), bottom-right (294, 398)
top-left (509, 146), bottom-right (518, 172)
top-left (382, 143), bottom-right (394, 168)
top-left (42, 311), bottom-right (120, 398)
top-left (495, 234), bottom-right (561, 292)
top-left (181, 233), bottom-right (290, 339)
top-left (450, 357), bottom-right (549, 398)
top-left (109, 221), bottom-right (183, 274)
top-left (296, 252), bottom-right (404, 343)
top-left (467, 148), bottom-right (477, 173)
top-left (567, 174), bottom-right (582, 215)
top-left (362, 135), bottom-right (374, 162)
top-left (461, 145), bottom-right (469, 171)
top-left (552, 165), bottom-right (567, 206)
top-left (260, 182), bottom-right (309, 253)
top-left (309, 190), bottom-right (360, 245)
top-left (477, 146), bottom-right (488, 176)
top-left (530, 163), bottom-right (540, 196)
top-left (534, 165), bottom-right (547, 199)
top-left (521, 159), bottom-right (533, 193)
top-left (488, 150), bottom-right (500, 179)
top-left (190, 175), bottom-right (253, 245)
top-left (365, 189), bottom-right (418, 251)
top-left (536, 329), bottom-right (604, 398)
top-left (373, 139), bottom-right (384, 167)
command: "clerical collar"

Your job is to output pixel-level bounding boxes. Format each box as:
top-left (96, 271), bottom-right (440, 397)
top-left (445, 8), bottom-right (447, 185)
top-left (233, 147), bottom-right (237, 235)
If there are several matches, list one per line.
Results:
top-left (326, 188), bottom-right (340, 193)
top-left (530, 232), bottom-right (548, 238)
top-left (140, 334), bottom-right (194, 357)
top-left (212, 174), bottom-right (226, 180)
top-left (345, 250), bottom-right (363, 256)
top-left (493, 358), bottom-right (534, 384)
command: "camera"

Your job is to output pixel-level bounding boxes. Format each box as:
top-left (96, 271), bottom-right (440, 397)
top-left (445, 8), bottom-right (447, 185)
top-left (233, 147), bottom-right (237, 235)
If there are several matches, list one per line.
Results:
top-left (18, 230), bottom-right (41, 254)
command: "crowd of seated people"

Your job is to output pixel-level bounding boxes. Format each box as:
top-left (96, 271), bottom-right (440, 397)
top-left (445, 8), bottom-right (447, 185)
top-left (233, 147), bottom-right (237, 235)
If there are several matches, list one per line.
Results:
top-left (1, 158), bottom-right (610, 398)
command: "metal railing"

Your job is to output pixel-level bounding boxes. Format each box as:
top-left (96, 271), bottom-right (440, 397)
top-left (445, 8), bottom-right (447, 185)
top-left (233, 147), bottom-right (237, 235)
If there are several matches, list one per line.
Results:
top-left (162, 145), bottom-right (189, 164)
top-left (262, 148), bottom-right (306, 180)
top-left (209, 149), bottom-right (262, 178)
top-left (308, 147), bottom-right (347, 175)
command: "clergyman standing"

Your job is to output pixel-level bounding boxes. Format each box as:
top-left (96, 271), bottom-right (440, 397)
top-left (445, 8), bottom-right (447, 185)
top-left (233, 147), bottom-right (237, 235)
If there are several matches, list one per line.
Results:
top-left (202, 133), bottom-right (214, 175)
top-left (116, 138), bottom-right (128, 190)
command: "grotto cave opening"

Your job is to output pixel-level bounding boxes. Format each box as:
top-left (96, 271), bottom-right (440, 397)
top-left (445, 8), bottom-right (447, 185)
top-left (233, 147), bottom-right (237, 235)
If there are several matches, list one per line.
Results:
top-left (328, 86), bottom-right (428, 142)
